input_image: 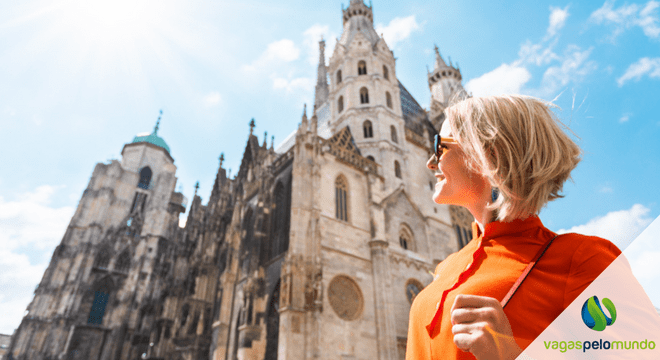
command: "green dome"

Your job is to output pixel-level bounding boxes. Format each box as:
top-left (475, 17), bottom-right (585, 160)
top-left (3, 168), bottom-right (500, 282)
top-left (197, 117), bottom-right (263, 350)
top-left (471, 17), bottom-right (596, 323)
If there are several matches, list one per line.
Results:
top-left (131, 132), bottom-right (171, 153)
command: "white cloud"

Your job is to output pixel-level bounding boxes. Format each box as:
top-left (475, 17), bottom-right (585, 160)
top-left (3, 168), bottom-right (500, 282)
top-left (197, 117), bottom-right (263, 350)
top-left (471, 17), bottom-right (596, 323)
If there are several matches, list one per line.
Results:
top-left (590, 0), bottom-right (660, 40)
top-left (465, 7), bottom-right (595, 100)
top-left (598, 185), bottom-right (614, 193)
top-left (558, 204), bottom-right (654, 249)
top-left (0, 185), bottom-right (74, 250)
top-left (241, 39), bottom-right (301, 74)
top-left (0, 186), bottom-right (73, 334)
top-left (302, 24), bottom-right (337, 66)
top-left (617, 57), bottom-right (660, 86)
top-left (0, 248), bottom-right (49, 334)
top-left (619, 113), bottom-right (631, 123)
top-left (375, 15), bottom-right (421, 48)
top-left (547, 6), bottom-right (570, 38)
top-left (623, 213), bottom-right (660, 307)
top-left (464, 63), bottom-right (532, 97)
top-left (535, 45), bottom-right (597, 98)
top-left (518, 39), bottom-right (560, 66)
top-left (271, 76), bottom-right (315, 94)
top-left (203, 91), bottom-right (222, 107)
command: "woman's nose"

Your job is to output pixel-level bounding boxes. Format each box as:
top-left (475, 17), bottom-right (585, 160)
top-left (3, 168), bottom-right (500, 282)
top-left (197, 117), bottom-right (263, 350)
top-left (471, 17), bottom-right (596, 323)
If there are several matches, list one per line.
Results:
top-left (427, 154), bottom-right (438, 170)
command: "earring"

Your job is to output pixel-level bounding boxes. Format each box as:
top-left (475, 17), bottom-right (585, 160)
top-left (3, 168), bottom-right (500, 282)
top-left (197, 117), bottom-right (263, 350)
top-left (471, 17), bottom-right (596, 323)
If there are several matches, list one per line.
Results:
top-left (491, 188), bottom-right (499, 203)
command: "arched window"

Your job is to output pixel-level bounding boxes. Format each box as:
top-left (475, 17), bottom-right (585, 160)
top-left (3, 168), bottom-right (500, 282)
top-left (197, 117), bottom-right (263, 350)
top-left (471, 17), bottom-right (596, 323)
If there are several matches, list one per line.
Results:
top-left (270, 182), bottom-right (290, 260)
top-left (138, 167), bottom-right (152, 190)
top-left (188, 268), bottom-right (199, 295)
top-left (87, 277), bottom-right (113, 325)
top-left (386, 91), bottom-right (392, 109)
top-left (360, 87), bottom-right (369, 104)
top-left (335, 176), bottom-right (348, 222)
top-left (94, 247), bottom-right (111, 269)
top-left (399, 225), bottom-right (413, 251)
top-left (336, 70), bottom-right (342, 84)
top-left (390, 125), bottom-right (398, 143)
top-left (338, 96), bottom-right (344, 113)
top-left (383, 65), bottom-right (389, 80)
top-left (180, 303), bottom-right (190, 327)
top-left (394, 160), bottom-right (402, 179)
top-left (358, 60), bottom-right (367, 75)
top-left (367, 155), bottom-right (375, 162)
top-left (264, 281), bottom-right (280, 360)
top-left (115, 250), bottom-right (131, 273)
top-left (363, 120), bottom-right (373, 138)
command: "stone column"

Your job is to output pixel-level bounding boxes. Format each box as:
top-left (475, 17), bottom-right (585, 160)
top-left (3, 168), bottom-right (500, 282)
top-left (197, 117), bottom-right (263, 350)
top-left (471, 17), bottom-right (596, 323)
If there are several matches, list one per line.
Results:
top-left (369, 240), bottom-right (398, 360)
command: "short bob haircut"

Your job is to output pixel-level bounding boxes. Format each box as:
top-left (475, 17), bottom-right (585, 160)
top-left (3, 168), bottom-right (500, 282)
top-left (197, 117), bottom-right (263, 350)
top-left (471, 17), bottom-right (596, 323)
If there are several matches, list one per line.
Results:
top-left (444, 95), bottom-right (581, 221)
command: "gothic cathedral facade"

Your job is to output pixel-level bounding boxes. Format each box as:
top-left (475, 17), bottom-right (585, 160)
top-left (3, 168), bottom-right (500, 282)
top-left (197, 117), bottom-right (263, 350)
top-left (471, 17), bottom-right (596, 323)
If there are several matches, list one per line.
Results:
top-left (6, 1), bottom-right (473, 359)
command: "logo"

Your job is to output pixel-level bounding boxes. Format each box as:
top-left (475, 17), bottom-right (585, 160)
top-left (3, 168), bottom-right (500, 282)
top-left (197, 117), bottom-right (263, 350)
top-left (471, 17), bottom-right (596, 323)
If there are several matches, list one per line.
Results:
top-left (581, 296), bottom-right (617, 331)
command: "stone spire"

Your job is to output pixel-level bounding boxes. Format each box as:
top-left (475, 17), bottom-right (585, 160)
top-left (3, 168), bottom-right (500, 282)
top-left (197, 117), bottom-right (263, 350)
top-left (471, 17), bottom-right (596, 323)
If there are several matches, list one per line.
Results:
top-left (434, 45), bottom-right (447, 70)
top-left (314, 39), bottom-right (329, 110)
top-left (249, 118), bottom-right (255, 136)
top-left (154, 110), bottom-right (162, 135)
top-left (343, 0), bottom-right (373, 25)
top-left (263, 131), bottom-right (268, 147)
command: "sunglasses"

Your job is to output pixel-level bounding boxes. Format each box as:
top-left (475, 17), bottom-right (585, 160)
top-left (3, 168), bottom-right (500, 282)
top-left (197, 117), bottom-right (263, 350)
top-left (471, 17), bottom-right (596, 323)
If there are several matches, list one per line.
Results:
top-left (433, 134), bottom-right (458, 159)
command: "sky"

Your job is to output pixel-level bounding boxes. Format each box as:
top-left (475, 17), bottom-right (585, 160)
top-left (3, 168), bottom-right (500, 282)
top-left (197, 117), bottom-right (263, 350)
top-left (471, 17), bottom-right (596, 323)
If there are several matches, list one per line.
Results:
top-left (1, 0), bottom-right (659, 334)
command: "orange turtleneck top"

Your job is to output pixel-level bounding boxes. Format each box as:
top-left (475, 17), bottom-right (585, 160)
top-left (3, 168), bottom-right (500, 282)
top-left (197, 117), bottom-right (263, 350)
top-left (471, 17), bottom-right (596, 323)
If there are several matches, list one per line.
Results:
top-left (406, 216), bottom-right (621, 360)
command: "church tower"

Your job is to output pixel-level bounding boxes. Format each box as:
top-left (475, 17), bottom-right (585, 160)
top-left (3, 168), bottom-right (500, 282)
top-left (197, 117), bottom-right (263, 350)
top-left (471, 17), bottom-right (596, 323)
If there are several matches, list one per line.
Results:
top-left (427, 45), bottom-right (466, 129)
top-left (7, 113), bottom-right (186, 360)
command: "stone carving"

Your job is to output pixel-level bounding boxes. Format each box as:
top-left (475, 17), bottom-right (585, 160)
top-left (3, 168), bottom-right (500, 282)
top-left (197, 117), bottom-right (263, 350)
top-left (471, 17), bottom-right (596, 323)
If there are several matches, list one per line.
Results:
top-left (327, 275), bottom-right (363, 321)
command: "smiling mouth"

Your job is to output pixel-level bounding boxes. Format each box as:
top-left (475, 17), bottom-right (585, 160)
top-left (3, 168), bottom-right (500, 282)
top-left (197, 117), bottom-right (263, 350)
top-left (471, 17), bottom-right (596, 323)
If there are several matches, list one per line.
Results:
top-left (435, 173), bottom-right (445, 182)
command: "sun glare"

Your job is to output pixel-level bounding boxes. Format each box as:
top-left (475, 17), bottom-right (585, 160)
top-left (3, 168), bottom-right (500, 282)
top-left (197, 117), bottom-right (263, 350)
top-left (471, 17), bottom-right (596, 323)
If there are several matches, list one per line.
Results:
top-left (66, 0), bottom-right (160, 46)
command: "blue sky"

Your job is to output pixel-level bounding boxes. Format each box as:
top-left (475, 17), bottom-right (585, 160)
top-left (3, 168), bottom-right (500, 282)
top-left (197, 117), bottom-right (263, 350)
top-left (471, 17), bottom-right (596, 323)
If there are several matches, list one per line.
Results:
top-left (1, 0), bottom-right (659, 334)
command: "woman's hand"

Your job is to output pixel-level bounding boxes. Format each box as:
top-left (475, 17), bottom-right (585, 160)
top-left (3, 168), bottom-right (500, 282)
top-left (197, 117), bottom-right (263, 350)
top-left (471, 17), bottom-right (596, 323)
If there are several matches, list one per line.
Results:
top-left (451, 294), bottom-right (523, 360)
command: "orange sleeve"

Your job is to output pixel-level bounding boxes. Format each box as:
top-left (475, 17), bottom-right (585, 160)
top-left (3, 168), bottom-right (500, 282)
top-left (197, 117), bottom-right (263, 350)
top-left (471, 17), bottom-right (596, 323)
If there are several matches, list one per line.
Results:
top-left (563, 235), bottom-right (621, 308)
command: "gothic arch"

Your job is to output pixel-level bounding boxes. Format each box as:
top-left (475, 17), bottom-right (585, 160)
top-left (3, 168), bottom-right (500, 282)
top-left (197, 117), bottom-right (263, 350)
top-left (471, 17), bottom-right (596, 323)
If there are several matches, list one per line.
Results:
top-left (138, 166), bottom-right (152, 190)
top-left (390, 125), bottom-right (398, 143)
top-left (394, 160), bottom-right (402, 179)
top-left (358, 60), bottom-right (367, 75)
top-left (360, 87), bottom-right (369, 104)
top-left (338, 96), bottom-right (344, 113)
top-left (114, 249), bottom-right (131, 273)
top-left (264, 280), bottom-right (281, 360)
top-left (270, 181), bottom-right (290, 260)
top-left (383, 65), bottom-right (389, 80)
top-left (87, 275), bottom-right (115, 325)
top-left (94, 245), bottom-right (112, 269)
top-left (335, 175), bottom-right (349, 222)
top-left (363, 120), bottom-right (373, 138)
top-left (336, 69), bottom-right (342, 84)
top-left (399, 223), bottom-right (414, 251)
top-left (386, 91), bottom-right (393, 109)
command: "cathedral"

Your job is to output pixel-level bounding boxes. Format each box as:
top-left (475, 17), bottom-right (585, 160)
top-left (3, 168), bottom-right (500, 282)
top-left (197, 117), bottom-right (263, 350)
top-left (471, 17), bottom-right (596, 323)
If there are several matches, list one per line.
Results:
top-left (6, 1), bottom-right (473, 359)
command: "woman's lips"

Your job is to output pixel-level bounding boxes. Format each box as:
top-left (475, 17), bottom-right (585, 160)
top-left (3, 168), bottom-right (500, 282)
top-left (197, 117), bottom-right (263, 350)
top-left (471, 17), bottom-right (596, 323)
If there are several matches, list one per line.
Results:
top-left (435, 173), bottom-right (445, 182)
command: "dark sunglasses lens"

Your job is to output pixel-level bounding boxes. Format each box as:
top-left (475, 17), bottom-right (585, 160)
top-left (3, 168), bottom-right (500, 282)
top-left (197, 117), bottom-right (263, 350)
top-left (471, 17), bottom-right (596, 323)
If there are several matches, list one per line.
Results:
top-left (434, 135), bottom-right (440, 157)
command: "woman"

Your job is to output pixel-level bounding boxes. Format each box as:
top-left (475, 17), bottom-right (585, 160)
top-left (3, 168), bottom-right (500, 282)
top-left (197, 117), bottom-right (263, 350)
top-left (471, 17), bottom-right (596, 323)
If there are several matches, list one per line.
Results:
top-left (406, 95), bottom-right (621, 360)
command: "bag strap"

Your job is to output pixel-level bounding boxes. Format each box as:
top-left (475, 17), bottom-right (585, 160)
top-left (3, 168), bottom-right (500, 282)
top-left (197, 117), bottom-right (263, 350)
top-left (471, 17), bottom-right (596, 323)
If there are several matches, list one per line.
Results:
top-left (501, 234), bottom-right (559, 308)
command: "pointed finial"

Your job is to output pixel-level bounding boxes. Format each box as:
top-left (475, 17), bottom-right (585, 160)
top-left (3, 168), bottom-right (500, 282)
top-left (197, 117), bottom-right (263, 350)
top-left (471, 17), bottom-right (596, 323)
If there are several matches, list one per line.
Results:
top-left (303, 103), bottom-right (307, 117)
top-left (249, 118), bottom-right (255, 135)
top-left (263, 131), bottom-right (268, 147)
top-left (154, 110), bottom-right (162, 135)
top-left (219, 153), bottom-right (224, 167)
top-left (433, 44), bottom-right (447, 69)
top-left (194, 181), bottom-right (200, 196)
top-left (271, 135), bottom-right (275, 150)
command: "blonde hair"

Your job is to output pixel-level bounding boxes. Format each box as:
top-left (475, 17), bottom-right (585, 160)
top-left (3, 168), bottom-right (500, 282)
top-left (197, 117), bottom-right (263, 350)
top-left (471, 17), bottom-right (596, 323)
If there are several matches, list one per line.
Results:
top-left (444, 95), bottom-right (581, 221)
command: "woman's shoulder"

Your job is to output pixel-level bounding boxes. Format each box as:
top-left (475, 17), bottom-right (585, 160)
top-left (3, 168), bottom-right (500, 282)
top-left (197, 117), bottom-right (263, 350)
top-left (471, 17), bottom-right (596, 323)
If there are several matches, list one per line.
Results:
top-left (553, 232), bottom-right (622, 259)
